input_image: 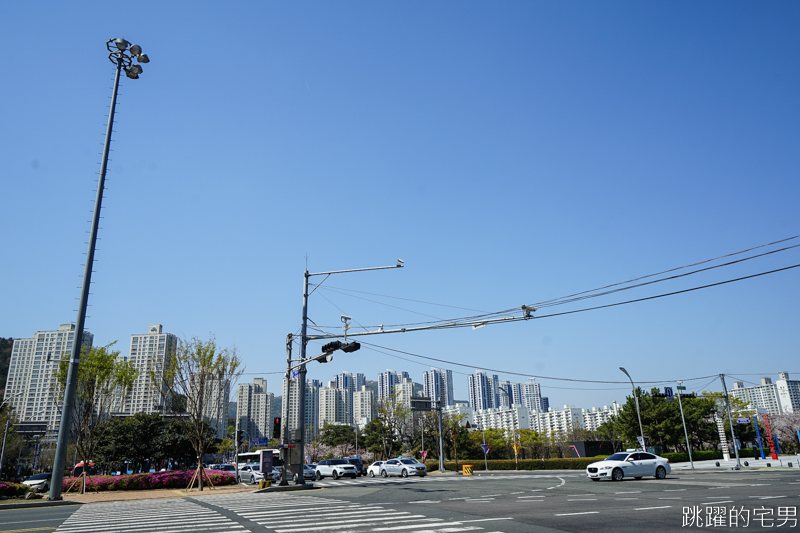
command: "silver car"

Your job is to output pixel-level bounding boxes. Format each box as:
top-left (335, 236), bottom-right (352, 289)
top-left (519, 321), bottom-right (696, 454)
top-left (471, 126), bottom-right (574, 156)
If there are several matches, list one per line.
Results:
top-left (380, 458), bottom-right (427, 478)
top-left (239, 463), bottom-right (265, 484)
top-left (586, 451), bottom-right (671, 481)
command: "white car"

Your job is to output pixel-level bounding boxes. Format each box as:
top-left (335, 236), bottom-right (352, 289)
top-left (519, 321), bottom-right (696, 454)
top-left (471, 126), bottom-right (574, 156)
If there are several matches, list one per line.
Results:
top-left (586, 451), bottom-right (671, 481)
top-left (380, 458), bottom-right (427, 478)
top-left (315, 459), bottom-right (358, 480)
top-left (23, 473), bottom-right (51, 492)
top-left (367, 461), bottom-right (384, 477)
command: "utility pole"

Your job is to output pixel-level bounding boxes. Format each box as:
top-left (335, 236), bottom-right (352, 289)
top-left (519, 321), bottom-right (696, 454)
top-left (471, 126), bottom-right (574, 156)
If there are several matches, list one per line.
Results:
top-left (437, 400), bottom-right (445, 473)
top-left (280, 334), bottom-right (292, 486)
top-left (719, 374), bottom-right (742, 469)
top-left (676, 380), bottom-right (694, 469)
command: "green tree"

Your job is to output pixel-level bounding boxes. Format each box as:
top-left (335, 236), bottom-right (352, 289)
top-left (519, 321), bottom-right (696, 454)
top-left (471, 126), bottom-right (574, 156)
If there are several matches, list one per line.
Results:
top-left (362, 392), bottom-right (410, 460)
top-left (319, 423), bottom-right (359, 455)
top-left (96, 413), bottom-right (164, 474)
top-left (152, 335), bottom-right (242, 490)
top-left (56, 342), bottom-right (137, 493)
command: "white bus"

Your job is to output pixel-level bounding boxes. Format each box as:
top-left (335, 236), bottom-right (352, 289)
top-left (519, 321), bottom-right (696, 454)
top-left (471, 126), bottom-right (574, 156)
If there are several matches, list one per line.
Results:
top-left (236, 450), bottom-right (281, 467)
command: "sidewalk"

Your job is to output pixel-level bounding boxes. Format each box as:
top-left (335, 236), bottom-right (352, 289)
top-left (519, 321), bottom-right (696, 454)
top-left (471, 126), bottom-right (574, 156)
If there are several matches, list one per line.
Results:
top-left (60, 483), bottom-right (256, 504)
top-left (671, 456), bottom-right (800, 470)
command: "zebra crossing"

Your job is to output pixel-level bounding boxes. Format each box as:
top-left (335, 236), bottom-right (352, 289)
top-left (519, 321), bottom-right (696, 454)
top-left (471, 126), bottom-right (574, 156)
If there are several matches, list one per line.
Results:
top-left (54, 498), bottom-right (248, 533)
top-left (310, 472), bottom-right (570, 488)
top-left (207, 493), bottom-right (510, 533)
top-left (52, 491), bottom-right (512, 533)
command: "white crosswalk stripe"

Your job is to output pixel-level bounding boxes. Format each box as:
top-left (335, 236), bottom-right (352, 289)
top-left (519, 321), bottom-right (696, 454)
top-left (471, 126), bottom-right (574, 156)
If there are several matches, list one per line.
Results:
top-left (205, 493), bottom-right (511, 533)
top-left (54, 498), bottom-right (249, 533)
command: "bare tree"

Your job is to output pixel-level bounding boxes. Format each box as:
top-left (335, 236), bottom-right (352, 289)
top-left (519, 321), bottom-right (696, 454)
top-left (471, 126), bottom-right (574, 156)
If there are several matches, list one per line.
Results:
top-left (56, 342), bottom-right (137, 493)
top-left (152, 335), bottom-right (242, 491)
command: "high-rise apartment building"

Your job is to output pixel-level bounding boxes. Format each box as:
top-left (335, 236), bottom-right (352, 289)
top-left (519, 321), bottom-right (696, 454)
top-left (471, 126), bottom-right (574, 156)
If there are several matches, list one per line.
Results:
top-left (319, 385), bottom-right (348, 427)
top-left (3, 323), bottom-right (93, 435)
top-left (582, 403), bottom-right (620, 431)
top-left (353, 385), bottom-right (374, 426)
top-left (530, 405), bottom-right (584, 435)
top-left (394, 377), bottom-right (423, 408)
top-left (378, 370), bottom-right (409, 401)
top-left (520, 378), bottom-right (547, 412)
top-left (237, 377), bottom-right (274, 441)
top-left (730, 373), bottom-right (800, 415)
top-left (188, 372), bottom-right (230, 439)
top-left (122, 324), bottom-right (177, 415)
top-left (473, 405), bottom-right (531, 435)
top-left (468, 371), bottom-right (499, 411)
top-left (423, 367), bottom-right (454, 407)
top-left (334, 372), bottom-right (366, 424)
top-left (282, 377), bottom-right (319, 444)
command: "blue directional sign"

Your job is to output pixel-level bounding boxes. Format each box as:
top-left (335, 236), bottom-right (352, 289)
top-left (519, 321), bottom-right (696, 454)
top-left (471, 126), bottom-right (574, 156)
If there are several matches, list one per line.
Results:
top-left (481, 444), bottom-right (490, 455)
top-left (664, 387), bottom-right (674, 401)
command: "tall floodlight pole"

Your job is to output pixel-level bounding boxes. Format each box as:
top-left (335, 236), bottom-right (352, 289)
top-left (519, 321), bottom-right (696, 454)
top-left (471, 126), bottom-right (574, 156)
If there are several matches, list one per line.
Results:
top-left (619, 367), bottom-right (646, 451)
top-left (291, 260), bottom-right (404, 485)
top-left (49, 38), bottom-right (149, 501)
top-left (676, 380), bottom-right (694, 469)
top-left (719, 374), bottom-right (742, 469)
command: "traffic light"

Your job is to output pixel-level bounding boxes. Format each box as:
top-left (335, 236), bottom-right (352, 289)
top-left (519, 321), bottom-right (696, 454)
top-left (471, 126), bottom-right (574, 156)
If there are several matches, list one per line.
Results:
top-left (322, 340), bottom-right (343, 353)
top-left (341, 341), bottom-right (360, 353)
top-left (236, 429), bottom-right (243, 447)
top-left (272, 417), bottom-right (281, 439)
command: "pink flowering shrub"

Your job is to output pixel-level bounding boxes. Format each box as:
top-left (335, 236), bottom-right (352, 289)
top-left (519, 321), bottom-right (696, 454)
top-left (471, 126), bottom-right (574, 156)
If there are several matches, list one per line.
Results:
top-left (0, 481), bottom-right (31, 497)
top-left (61, 470), bottom-right (236, 492)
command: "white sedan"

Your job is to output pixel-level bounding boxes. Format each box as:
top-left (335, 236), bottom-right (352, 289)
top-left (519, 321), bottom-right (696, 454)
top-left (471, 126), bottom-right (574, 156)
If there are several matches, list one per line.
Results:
top-left (367, 461), bottom-right (384, 477)
top-left (380, 458), bottom-right (427, 478)
top-left (586, 451), bottom-right (671, 481)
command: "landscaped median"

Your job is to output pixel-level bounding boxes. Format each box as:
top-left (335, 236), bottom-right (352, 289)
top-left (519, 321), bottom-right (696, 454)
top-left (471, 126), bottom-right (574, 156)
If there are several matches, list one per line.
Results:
top-left (0, 481), bottom-right (32, 498)
top-left (61, 470), bottom-right (237, 492)
top-left (426, 457), bottom-right (607, 471)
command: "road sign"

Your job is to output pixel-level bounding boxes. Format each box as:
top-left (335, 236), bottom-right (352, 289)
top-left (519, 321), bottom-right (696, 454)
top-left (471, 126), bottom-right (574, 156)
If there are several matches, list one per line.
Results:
top-left (737, 419), bottom-right (750, 424)
top-left (465, 421), bottom-right (471, 429)
top-left (676, 386), bottom-right (686, 390)
top-left (421, 451), bottom-right (428, 463)
top-left (481, 444), bottom-right (490, 455)
top-left (511, 443), bottom-right (521, 455)
top-left (664, 387), bottom-right (674, 400)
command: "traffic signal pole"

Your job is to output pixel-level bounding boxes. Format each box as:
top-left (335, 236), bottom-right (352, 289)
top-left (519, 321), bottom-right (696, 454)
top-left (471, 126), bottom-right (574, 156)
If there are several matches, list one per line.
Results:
top-left (295, 271), bottom-right (310, 485)
top-left (676, 380), bottom-right (694, 469)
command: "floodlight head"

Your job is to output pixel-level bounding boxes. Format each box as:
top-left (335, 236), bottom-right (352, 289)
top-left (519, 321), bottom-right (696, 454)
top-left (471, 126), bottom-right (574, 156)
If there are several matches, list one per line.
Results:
top-left (115, 38), bottom-right (130, 51)
top-left (137, 53), bottom-right (150, 63)
top-left (125, 69), bottom-right (139, 79)
top-left (129, 44), bottom-right (142, 56)
top-left (129, 64), bottom-right (143, 75)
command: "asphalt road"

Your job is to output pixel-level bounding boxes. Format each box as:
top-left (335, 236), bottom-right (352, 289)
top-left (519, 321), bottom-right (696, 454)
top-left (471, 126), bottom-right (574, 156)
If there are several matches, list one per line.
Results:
top-left (1, 469), bottom-right (798, 532)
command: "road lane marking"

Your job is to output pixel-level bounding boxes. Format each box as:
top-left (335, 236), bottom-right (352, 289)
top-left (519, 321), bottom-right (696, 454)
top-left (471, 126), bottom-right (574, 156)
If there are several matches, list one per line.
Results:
top-left (663, 489), bottom-right (686, 492)
top-left (480, 494), bottom-right (502, 497)
top-left (751, 496), bottom-right (786, 500)
top-left (659, 497), bottom-right (682, 500)
top-left (615, 498), bottom-right (639, 500)
top-left (510, 491), bottom-right (525, 494)
top-left (615, 491), bottom-right (641, 494)
top-left (408, 500), bottom-right (440, 504)
top-left (568, 499), bottom-right (598, 501)
top-left (634, 506), bottom-right (672, 511)
top-left (517, 495), bottom-right (545, 498)
top-left (555, 512), bottom-right (599, 516)
top-left (702, 501), bottom-right (733, 505)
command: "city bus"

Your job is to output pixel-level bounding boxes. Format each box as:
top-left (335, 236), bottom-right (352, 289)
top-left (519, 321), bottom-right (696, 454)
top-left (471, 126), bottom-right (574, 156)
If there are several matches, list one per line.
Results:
top-left (236, 450), bottom-right (282, 467)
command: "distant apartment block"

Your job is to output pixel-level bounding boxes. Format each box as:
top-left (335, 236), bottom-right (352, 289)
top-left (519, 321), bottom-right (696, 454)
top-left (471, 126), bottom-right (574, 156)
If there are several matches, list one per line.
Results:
top-left (473, 405), bottom-right (531, 435)
top-left (378, 370), bottom-right (409, 401)
top-left (530, 405), bottom-right (585, 435)
top-left (122, 324), bottom-right (177, 415)
top-left (3, 323), bottom-right (93, 434)
top-left (353, 385), bottom-right (375, 426)
top-left (423, 367), bottom-right (454, 407)
top-left (582, 403), bottom-right (620, 431)
top-left (319, 385), bottom-right (348, 427)
top-left (282, 377), bottom-right (319, 443)
top-left (394, 377), bottom-right (423, 408)
top-left (237, 377), bottom-right (274, 441)
top-left (189, 372), bottom-right (230, 439)
top-left (468, 371), bottom-right (500, 411)
top-left (730, 373), bottom-right (800, 415)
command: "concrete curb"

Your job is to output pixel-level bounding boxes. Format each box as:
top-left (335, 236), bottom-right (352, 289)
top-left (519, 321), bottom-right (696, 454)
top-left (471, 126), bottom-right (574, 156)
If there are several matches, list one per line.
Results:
top-left (254, 483), bottom-right (318, 493)
top-left (0, 499), bottom-right (83, 510)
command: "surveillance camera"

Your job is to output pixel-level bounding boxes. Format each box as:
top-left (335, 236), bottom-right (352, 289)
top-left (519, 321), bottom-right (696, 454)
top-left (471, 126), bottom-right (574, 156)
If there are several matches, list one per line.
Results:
top-left (340, 315), bottom-right (352, 322)
top-left (396, 258), bottom-right (405, 266)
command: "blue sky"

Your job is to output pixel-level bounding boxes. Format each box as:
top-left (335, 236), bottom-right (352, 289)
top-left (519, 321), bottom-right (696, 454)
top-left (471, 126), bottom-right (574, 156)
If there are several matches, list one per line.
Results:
top-left (2, 1), bottom-right (799, 409)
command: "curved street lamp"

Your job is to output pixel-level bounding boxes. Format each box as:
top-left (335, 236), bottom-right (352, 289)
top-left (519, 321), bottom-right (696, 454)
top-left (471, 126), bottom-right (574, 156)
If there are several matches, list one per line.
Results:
top-left (49, 38), bottom-right (150, 502)
top-left (619, 367), bottom-right (646, 451)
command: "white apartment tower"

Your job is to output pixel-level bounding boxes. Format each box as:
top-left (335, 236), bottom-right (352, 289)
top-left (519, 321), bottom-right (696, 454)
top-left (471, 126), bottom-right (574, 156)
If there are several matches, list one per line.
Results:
top-left (730, 373), bottom-right (800, 415)
top-left (521, 378), bottom-right (546, 412)
top-left (282, 377), bottom-right (320, 444)
top-left (378, 370), bottom-right (409, 401)
top-left (188, 372), bottom-right (230, 439)
top-left (334, 372), bottom-right (366, 424)
top-left (423, 367), bottom-right (454, 407)
top-left (319, 385), bottom-right (348, 428)
top-left (122, 325), bottom-right (177, 415)
top-left (353, 385), bottom-right (375, 426)
top-left (394, 377), bottom-right (423, 408)
top-left (3, 324), bottom-right (93, 434)
top-left (237, 377), bottom-right (274, 441)
top-left (468, 371), bottom-right (499, 411)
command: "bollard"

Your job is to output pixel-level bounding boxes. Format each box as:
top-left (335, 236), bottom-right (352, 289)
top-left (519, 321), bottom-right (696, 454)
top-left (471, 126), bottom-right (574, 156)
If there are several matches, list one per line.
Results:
top-left (766, 463), bottom-right (771, 467)
top-left (715, 461), bottom-right (720, 467)
top-left (744, 461), bottom-right (749, 467)
top-left (259, 480), bottom-right (270, 489)
top-left (462, 465), bottom-right (473, 476)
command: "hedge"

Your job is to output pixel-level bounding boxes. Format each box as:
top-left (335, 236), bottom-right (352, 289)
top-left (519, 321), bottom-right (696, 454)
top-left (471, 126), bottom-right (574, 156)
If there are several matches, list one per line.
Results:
top-left (663, 449), bottom-right (760, 463)
top-left (61, 469), bottom-right (236, 492)
top-left (0, 481), bottom-right (31, 498)
top-left (424, 458), bottom-right (607, 471)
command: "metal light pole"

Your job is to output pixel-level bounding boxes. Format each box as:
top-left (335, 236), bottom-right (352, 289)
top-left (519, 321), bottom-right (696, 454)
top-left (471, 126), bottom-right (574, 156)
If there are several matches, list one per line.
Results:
top-left (676, 380), bottom-right (694, 469)
top-left (49, 38), bottom-right (149, 502)
top-left (291, 261), bottom-right (403, 485)
top-left (619, 367), bottom-right (646, 451)
top-left (719, 374), bottom-right (742, 469)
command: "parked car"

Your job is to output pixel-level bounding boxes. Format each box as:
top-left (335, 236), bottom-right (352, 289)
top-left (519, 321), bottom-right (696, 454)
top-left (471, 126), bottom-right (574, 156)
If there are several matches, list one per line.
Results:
top-left (586, 452), bottom-right (671, 481)
top-left (239, 464), bottom-right (265, 484)
top-left (367, 461), bottom-right (384, 477)
top-left (215, 464), bottom-right (237, 473)
top-left (380, 458), bottom-right (427, 478)
top-left (23, 473), bottom-right (51, 492)
top-left (344, 458), bottom-right (367, 476)
top-left (293, 464), bottom-right (316, 482)
top-left (315, 459), bottom-right (357, 480)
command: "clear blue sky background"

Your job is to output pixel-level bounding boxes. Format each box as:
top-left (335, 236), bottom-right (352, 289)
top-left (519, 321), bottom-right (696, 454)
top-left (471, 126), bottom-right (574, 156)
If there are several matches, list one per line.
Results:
top-left (3, 1), bottom-right (799, 409)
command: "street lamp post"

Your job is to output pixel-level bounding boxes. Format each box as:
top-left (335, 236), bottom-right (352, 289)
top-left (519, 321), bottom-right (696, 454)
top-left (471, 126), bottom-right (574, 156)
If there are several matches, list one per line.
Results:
top-left (289, 261), bottom-right (403, 485)
top-left (619, 367), bottom-right (646, 451)
top-left (676, 380), bottom-right (694, 469)
top-left (49, 38), bottom-right (150, 502)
